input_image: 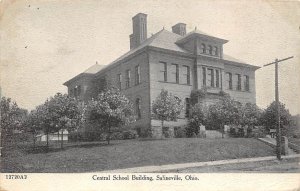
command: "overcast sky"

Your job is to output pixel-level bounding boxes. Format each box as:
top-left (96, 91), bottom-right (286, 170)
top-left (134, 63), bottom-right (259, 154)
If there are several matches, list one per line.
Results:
top-left (1, 0), bottom-right (299, 114)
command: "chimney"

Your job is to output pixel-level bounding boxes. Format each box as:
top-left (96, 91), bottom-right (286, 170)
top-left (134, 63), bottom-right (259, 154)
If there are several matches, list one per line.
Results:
top-left (129, 13), bottom-right (147, 49)
top-left (172, 23), bottom-right (186, 36)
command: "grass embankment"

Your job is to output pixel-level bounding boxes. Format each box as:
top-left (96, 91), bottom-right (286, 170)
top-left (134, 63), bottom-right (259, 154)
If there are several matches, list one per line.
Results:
top-left (1, 138), bottom-right (275, 173)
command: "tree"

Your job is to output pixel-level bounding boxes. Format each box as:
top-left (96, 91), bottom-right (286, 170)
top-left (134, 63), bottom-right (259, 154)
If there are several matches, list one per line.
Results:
top-left (85, 88), bottom-right (135, 144)
top-left (26, 93), bottom-right (83, 149)
top-left (187, 103), bottom-right (208, 137)
top-left (44, 93), bottom-right (83, 148)
top-left (24, 109), bottom-right (43, 148)
top-left (152, 89), bottom-right (183, 137)
top-left (261, 101), bottom-right (292, 131)
top-left (1, 97), bottom-right (28, 146)
top-left (241, 103), bottom-right (262, 128)
top-left (206, 96), bottom-right (242, 137)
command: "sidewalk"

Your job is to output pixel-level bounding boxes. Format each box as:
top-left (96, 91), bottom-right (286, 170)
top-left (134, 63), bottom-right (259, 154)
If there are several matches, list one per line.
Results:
top-left (100, 154), bottom-right (300, 173)
top-left (259, 136), bottom-right (297, 155)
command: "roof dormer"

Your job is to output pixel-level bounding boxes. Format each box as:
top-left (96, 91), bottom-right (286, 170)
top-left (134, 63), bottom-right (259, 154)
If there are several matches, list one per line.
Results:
top-left (175, 30), bottom-right (228, 58)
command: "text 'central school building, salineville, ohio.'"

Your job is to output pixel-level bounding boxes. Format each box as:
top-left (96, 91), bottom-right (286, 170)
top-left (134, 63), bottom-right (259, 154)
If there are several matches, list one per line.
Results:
top-left (63, 13), bottom-right (260, 137)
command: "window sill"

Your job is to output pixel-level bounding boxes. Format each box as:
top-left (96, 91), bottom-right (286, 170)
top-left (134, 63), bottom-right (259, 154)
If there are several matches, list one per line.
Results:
top-left (227, 89), bottom-right (251, 93)
top-left (158, 81), bottom-right (192, 86)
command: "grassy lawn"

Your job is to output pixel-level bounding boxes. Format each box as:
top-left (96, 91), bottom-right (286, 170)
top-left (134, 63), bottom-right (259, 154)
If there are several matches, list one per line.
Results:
top-left (1, 138), bottom-right (275, 173)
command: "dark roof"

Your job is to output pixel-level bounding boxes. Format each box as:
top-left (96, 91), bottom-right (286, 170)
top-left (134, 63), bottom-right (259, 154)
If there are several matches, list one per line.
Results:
top-left (63, 63), bottom-right (105, 86)
top-left (94, 29), bottom-right (258, 76)
top-left (176, 29), bottom-right (228, 44)
top-left (83, 63), bottom-right (105, 74)
top-left (64, 29), bottom-right (260, 86)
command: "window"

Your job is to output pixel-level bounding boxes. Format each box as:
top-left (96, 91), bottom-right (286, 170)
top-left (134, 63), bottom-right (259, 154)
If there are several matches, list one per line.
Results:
top-left (170, 64), bottom-right (179, 83)
top-left (207, 68), bottom-right (214, 87)
top-left (244, 75), bottom-right (249, 91)
top-left (226, 72), bottom-right (232, 90)
top-left (208, 45), bottom-right (213, 55)
top-left (216, 70), bottom-right (220, 88)
top-left (159, 62), bottom-right (167, 82)
top-left (74, 85), bottom-right (81, 98)
top-left (212, 46), bottom-right (218, 56)
top-left (202, 67), bottom-right (206, 86)
top-left (125, 69), bottom-right (131, 88)
top-left (200, 43), bottom-right (206, 54)
top-left (98, 76), bottom-right (107, 91)
top-left (182, 65), bottom-right (190, 85)
top-left (136, 98), bottom-right (141, 119)
top-left (185, 98), bottom-right (190, 117)
top-left (117, 74), bottom-right (122, 89)
top-left (236, 74), bottom-right (241, 91)
top-left (135, 65), bottom-right (140, 85)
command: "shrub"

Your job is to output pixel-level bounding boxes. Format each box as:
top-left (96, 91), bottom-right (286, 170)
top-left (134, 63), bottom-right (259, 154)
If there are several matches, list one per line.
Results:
top-left (162, 126), bottom-right (174, 138)
top-left (197, 131), bottom-right (206, 138)
top-left (251, 126), bottom-right (267, 138)
top-left (69, 131), bottom-right (104, 142)
top-left (123, 130), bottom-right (138, 139)
top-left (229, 127), bottom-right (237, 137)
top-left (174, 126), bottom-right (187, 138)
top-left (110, 132), bottom-right (124, 140)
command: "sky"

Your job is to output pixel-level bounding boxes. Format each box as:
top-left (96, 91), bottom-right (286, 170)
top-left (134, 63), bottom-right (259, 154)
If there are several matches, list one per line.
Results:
top-left (0, 0), bottom-right (299, 114)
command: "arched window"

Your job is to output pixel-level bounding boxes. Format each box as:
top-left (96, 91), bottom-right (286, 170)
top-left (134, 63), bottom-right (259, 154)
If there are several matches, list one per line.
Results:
top-left (208, 45), bottom-right (213, 55)
top-left (200, 43), bottom-right (206, 54)
top-left (136, 98), bottom-right (141, 119)
top-left (212, 46), bottom-right (218, 56)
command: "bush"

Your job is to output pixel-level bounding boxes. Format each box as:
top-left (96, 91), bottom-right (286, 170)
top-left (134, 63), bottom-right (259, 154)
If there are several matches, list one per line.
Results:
top-left (162, 126), bottom-right (174, 138)
top-left (174, 126), bottom-right (187, 138)
top-left (197, 131), bottom-right (206, 138)
top-left (110, 132), bottom-right (124, 140)
top-left (123, 130), bottom-right (138, 139)
top-left (229, 127), bottom-right (237, 137)
top-left (250, 126), bottom-right (267, 138)
top-left (229, 127), bottom-right (245, 138)
top-left (69, 131), bottom-right (104, 142)
top-left (186, 124), bottom-right (199, 137)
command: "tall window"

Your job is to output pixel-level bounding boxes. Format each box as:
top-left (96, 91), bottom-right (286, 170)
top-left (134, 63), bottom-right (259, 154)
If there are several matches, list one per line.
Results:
top-left (74, 85), bottom-right (81, 98)
top-left (159, 62), bottom-right (167, 82)
top-left (226, 72), bottom-right (232, 90)
top-left (236, 74), bottom-right (241, 91)
top-left (135, 65), bottom-right (140, 85)
top-left (212, 46), bottom-right (218, 56)
top-left (185, 98), bottom-right (190, 117)
top-left (98, 76), bottom-right (107, 92)
top-left (70, 89), bottom-right (74, 97)
top-left (136, 98), bottom-right (141, 119)
top-left (200, 43), bottom-right (206, 54)
top-left (216, 70), bottom-right (220, 88)
top-left (117, 74), bottom-right (122, 89)
top-left (125, 69), bottom-right (131, 88)
top-left (208, 45), bottom-right (213, 55)
top-left (170, 64), bottom-right (179, 83)
top-left (244, 75), bottom-right (249, 91)
top-left (207, 68), bottom-right (214, 87)
top-left (182, 65), bottom-right (190, 85)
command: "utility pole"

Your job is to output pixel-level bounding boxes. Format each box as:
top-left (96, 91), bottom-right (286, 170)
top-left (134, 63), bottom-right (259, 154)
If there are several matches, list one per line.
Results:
top-left (263, 56), bottom-right (293, 160)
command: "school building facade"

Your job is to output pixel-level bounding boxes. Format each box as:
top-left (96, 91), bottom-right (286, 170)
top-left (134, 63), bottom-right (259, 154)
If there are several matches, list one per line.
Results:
top-left (63, 13), bottom-right (260, 137)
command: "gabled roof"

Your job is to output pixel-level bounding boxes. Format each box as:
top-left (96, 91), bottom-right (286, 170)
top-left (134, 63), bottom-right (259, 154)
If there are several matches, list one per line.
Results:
top-left (63, 63), bottom-right (105, 86)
